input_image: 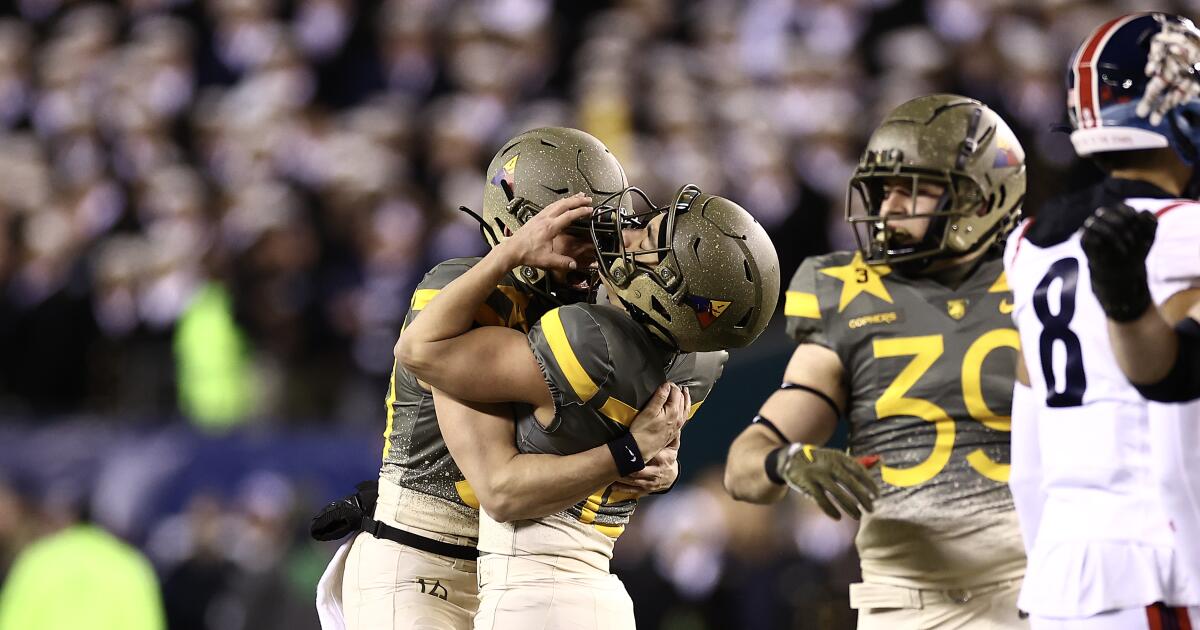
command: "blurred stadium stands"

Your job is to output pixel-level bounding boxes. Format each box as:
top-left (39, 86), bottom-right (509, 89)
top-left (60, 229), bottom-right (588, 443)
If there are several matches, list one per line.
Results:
top-left (0, 0), bottom-right (1192, 628)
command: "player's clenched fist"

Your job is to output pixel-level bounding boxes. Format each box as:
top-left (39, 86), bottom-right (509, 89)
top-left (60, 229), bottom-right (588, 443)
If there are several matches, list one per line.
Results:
top-left (772, 443), bottom-right (878, 520)
top-left (1081, 202), bottom-right (1158, 322)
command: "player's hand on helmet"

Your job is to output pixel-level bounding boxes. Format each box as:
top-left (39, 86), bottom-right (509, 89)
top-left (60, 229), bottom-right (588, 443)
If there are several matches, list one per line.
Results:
top-left (1138, 21), bottom-right (1200, 126)
top-left (612, 434), bottom-right (679, 497)
top-left (497, 193), bottom-right (593, 272)
top-left (629, 382), bottom-right (687, 460)
top-left (1081, 203), bottom-right (1158, 322)
top-left (777, 444), bottom-right (879, 521)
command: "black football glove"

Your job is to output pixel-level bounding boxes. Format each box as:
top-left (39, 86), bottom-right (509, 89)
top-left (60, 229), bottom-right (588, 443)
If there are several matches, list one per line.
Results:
top-left (1080, 203), bottom-right (1158, 323)
top-left (310, 479), bottom-right (378, 541)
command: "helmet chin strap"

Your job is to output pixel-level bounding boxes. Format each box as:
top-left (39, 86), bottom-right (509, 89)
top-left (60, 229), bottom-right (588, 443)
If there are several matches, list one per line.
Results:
top-left (459, 205), bottom-right (500, 247)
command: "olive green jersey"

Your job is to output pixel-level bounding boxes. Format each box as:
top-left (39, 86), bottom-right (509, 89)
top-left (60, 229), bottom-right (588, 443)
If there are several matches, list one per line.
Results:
top-left (379, 257), bottom-right (546, 534)
top-left (515, 303), bottom-right (727, 539)
top-left (785, 250), bottom-right (1024, 588)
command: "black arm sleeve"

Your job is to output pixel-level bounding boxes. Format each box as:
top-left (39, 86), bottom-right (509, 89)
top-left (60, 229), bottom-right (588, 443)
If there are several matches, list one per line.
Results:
top-left (1134, 317), bottom-right (1200, 403)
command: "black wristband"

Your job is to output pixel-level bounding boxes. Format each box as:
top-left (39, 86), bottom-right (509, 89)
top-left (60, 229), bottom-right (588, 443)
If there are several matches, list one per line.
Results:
top-left (608, 432), bottom-right (646, 477)
top-left (764, 446), bottom-right (787, 485)
top-left (1134, 317), bottom-right (1200, 402)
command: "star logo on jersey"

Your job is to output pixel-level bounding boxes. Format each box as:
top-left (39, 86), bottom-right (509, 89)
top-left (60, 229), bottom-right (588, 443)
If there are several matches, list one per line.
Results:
top-left (490, 154), bottom-right (519, 190)
top-left (819, 251), bottom-right (893, 312)
top-left (684, 295), bottom-right (731, 329)
top-left (946, 299), bottom-right (968, 320)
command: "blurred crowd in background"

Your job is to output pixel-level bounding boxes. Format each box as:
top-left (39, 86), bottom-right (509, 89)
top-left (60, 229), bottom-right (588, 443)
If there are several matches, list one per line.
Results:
top-left (5, 0), bottom-right (1183, 424)
top-left (1, 0), bottom-right (1197, 628)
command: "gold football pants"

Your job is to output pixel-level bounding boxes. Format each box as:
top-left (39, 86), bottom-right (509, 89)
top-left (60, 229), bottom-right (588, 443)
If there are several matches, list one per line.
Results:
top-left (341, 532), bottom-right (478, 630)
top-left (473, 554), bottom-right (635, 630)
top-left (852, 578), bottom-right (1027, 630)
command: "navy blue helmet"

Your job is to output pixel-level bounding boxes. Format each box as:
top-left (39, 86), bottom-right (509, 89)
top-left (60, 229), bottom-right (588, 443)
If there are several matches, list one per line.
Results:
top-left (1067, 13), bottom-right (1200, 163)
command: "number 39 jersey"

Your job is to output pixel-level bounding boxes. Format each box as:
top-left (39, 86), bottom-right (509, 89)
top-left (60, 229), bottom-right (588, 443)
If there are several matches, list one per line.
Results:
top-left (1004, 179), bottom-right (1200, 616)
top-left (785, 250), bottom-right (1024, 589)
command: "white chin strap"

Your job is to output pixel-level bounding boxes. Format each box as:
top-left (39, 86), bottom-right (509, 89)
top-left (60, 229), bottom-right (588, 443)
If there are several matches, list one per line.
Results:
top-left (1070, 126), bottom-right (1170, 156)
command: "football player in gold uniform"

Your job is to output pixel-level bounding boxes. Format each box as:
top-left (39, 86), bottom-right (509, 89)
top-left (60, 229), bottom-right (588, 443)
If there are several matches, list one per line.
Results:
top-left (725, 94), bottom-right (1028, 629)
top-left (332, 128), bottom-right (685, 630)
top-left (399, 185), bottom-right (780, 629)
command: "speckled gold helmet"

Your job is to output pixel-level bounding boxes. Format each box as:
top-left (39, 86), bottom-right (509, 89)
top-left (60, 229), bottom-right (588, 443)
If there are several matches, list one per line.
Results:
top-left (847, 94), bottom-right (1026, 266)
top-left (477, 127), bottom-right (627, 302)
top-left (590, 185), bottom-right (780, 352)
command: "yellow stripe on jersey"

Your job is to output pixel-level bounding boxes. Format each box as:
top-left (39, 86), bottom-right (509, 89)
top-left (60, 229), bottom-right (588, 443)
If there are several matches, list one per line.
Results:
top-left (381, 360), bottom-right (398, 460)
top-left (599, 396), bottom-right (637, 426)
top-left (594, 523), bottom-right (625, 538)
top-left (579, 488), bottom-right (605, 524)
top-left (542, 309), bottom-right (600, 402)
top-left (600, 392), bottom-right (705, 427)
top-left (495, 285), bottom-right (532, 331)
top-left (455, 480), bottom-right (480, 509)
top-left (473, 303), bottom-right (506, 327)
top-left (410, 289), bottom-right (440, 311)
top-left (785, 291), bottom-right (820, 319)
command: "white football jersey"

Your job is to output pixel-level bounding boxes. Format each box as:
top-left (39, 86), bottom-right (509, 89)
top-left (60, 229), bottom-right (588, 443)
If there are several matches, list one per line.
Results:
top-left (1005, 194), bottom-right (1200, 617)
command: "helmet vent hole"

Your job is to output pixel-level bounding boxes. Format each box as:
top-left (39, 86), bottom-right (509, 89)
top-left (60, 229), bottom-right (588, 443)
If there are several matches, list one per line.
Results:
top-left (650, 295), bottom-right (671, 322)
top-left (691, 237), bottom-right (702, 259)
top-left (734, 307), bottom-right (754, 329)
top-left (540, 139), bottom-right (559, 148)
top-left (996, 186), bottom-right (1006, 211)
top-left (743, 259), bottom-right (753, 282)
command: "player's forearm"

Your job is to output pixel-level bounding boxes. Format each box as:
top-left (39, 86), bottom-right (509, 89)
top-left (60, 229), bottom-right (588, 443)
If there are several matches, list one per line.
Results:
top-left (397, 245), bottom-right (518, 375)
top-left (724, 429), bottom-right (788, 504)
top-left (435, 390), bottom-right (621, 521)
top-left (1107, 308), bottom-right (1178, 384)
top-left (726, 386), bottom-right (840, 503)
top-left (480, 447), bottom-right (621, 522)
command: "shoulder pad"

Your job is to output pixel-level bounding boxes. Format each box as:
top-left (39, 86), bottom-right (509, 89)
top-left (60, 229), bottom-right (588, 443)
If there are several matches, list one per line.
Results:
top-left (416, 258), bottom-right (482, 290)
top-left (784, 253), bottom-right (849, 345)
top-left (527, 305), bottom-right (616, 407)
top-left (1148, 202), bottom-right (1200, 292)
top-left (667, 350), bottom-right (728, 416)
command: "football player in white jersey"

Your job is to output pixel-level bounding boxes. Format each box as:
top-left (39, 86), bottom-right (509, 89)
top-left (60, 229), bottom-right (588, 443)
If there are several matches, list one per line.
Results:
top-left (1005, 12), bottom-right (1200, 630)
top-left (1075, 12), bottom-right (1200, 610)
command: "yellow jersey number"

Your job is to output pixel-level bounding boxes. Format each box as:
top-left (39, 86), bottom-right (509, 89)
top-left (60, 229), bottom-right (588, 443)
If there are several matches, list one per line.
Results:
top-left (872, 329), bottom-right (1018, 487)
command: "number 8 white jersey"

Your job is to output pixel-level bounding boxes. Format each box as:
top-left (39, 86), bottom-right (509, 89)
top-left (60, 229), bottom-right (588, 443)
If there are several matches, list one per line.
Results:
top-left (1004, 185), bottom-right (1200, 618)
